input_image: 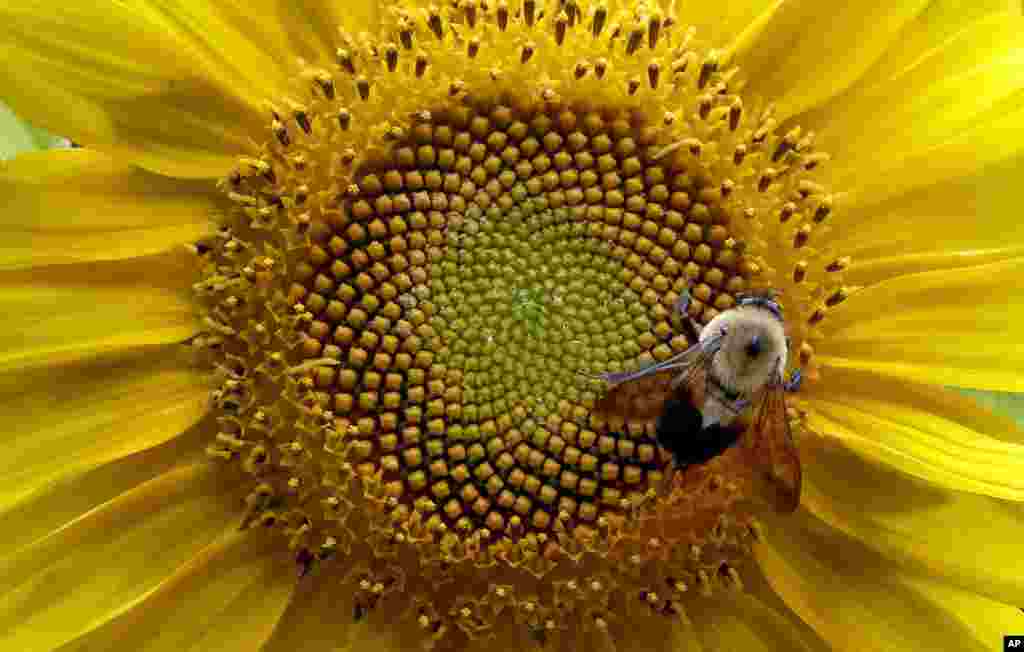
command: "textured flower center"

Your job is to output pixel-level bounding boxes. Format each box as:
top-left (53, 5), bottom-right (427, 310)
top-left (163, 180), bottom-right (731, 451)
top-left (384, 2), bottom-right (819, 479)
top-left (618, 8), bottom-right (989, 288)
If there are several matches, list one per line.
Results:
top-left (306, 100), bottom-right (766, 537)
top-left (190, 0), bottom-right (849, 644)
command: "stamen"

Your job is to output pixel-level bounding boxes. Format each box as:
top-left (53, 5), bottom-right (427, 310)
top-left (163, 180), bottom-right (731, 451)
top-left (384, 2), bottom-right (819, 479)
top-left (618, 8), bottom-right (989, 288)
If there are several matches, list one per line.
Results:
top-left (496, 1), bottom-right (509, 31)
top-left (648, 14), bottom-right (662, 49)
top-left (793, 261), bottom-right (808, 283)
top-left (524, 0), bottom-right (537, 26)
top-left (384, 43), bottom-right (399, 72)
top-left (294, 110), bottom-right (311, 134)
top-left (647, 63), bottom-right (660, 89)
top-left (356, 77), bottom-right (371, 100)
top-left (728, 99), bottom-right (742, 131)
top-left (554, 12), bottom-right (568, 45)
top-left (825, 287), bottom-right (850, 307)
top-left (826, 256), bottom-right (850, 273)
top-left (698, 50), bottom-right (719, 89)
top-left (591, 6), bottom-right (607, 37)
top-left (427, 7), bottom-right (444, 39)
top-left (336, 49), bottom-right (356, 75)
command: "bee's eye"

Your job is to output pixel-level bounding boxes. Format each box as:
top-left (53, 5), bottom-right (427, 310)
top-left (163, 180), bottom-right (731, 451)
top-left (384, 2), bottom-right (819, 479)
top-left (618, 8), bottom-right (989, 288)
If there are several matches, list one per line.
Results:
top-left (745, 335), bottom-right (762, 358)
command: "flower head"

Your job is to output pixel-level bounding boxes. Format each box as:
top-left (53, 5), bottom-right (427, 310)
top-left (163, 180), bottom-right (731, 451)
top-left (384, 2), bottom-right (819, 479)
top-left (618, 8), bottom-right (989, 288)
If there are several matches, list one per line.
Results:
top-left (2, 1), bottom-right (1024, 650)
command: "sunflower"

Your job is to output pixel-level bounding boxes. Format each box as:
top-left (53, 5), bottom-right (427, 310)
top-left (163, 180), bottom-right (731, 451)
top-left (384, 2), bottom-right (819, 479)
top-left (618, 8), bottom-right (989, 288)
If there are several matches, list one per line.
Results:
top-left (2, 0), bottom-right (1024, 650)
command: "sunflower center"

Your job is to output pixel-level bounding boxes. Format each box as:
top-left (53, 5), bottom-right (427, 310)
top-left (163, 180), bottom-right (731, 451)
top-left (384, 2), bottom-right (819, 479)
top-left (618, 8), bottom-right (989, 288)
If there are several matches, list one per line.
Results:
top-left (189, 0), bottom-right (843, 644)
top-left (274, 99), bottom-right (766, 546)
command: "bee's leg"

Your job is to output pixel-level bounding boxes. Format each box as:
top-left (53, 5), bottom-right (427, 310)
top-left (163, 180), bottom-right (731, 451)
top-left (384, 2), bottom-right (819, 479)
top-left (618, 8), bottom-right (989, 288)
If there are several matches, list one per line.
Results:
top-left (674, 288), bottom-right (702, 343)
top-left (783, 369), bottom-right (802, 393)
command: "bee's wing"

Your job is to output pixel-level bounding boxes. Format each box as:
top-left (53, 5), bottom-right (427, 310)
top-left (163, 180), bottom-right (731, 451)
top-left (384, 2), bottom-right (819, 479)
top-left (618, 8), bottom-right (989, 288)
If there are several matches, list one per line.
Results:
top-left (594, 338), bottom-right (702, 388)
top-left (592, 337), bottom-right (719, 421)
top-left (593, 366), bottom-right (681, 421)
top-left (745, 379), bottom-right (802, 513)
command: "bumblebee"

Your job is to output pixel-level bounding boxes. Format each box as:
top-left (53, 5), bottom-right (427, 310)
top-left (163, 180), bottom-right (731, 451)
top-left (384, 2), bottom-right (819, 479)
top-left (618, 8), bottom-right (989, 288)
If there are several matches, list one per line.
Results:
top-left (592, 290), bottom-right (802, 512)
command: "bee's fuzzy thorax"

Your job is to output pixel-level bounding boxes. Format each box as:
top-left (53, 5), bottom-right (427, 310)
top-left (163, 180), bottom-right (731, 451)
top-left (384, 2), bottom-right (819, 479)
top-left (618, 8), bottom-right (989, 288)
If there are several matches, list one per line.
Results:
top-left (701, 305), bottom-right (788, 397)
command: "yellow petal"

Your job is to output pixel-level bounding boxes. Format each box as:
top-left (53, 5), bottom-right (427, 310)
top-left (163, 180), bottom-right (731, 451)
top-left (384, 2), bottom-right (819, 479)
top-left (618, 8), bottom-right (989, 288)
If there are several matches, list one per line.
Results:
top-left (0, 250), bottom-right (200, 374)
top-left (809, 367), bottom-right (1024, 446)
top-left (0, 408), bottom-right (210, 562)
top-left (0, 344), bottom-right (209, 516)
top-left (805, 0), bottom-right (1021, 115)
top-left (672, 0), bottom-right (784, 54)
top-left (57, 528), bottom-right (295, 652)
top-left (817, 258), bottom-right (1024, 392)
top-left (735, 0), bottom-right (931, 121)
top-left (794, 403), bottom-right (1024, 604)
top-left (0, 463), bottom-right (247, 651)
top-left (0, 148), bottom-right (218, 270)
top-left (259, 566), bottom-right (405, 652)
top-left (900, 575), bottom-right (1024, 651)
top-left (755, 510), bottom-right (1013, 652)
top-left (820, 148), bottom-right (1024, 286)
top-left (665, 609), bottom-right (705, 652)
top-left (348, 0), bottom-right (381, 29)
top-left (682, 590), bottom-right (829, 652)
top-left (959, 388), bottom-right (1024, 431)
top-left (802, 10), bottom-right (1024, 207)
top-left (797, 367), bottom-right (1024, 500)
top-left (288, 0), bottom-right (381, 64)
top-left (844, 247), bottom-right (1024, 288)
top-left (0, 1), bottom-right (296, 178)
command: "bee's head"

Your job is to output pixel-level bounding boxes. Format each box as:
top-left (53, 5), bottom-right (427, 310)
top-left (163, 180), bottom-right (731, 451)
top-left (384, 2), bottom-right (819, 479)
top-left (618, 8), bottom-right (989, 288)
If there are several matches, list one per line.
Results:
top-left (700, 303), bottom-right (788, 395)
top-left (735, 293), bottom-right (784, 320)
